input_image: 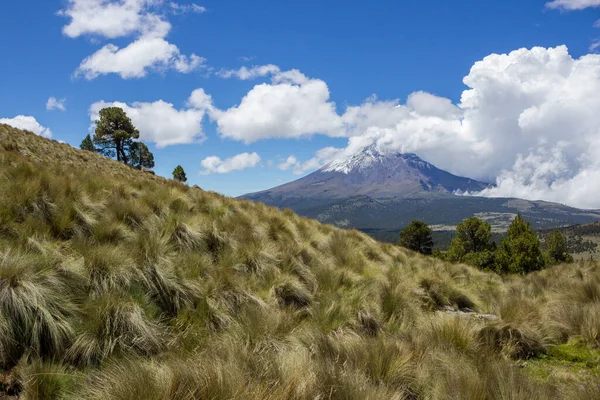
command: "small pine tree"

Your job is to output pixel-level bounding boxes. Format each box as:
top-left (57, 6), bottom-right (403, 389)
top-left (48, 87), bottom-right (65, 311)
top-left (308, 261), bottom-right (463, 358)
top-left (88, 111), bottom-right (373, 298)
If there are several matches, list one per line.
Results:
top-left (130, 142), bottom-right (154, 169)
top-left (546, 229), bottom-right (573, 264)
top-left (80, 134), bottom-right (95, 152)
top-left (399, 220), bottom-right (434, 255)
top-left (496, 214), bottom-right (545, 274)
top-left (446, 217), bottom-right (492, 262)
top-left (172, 165), bottom-right (187, 183)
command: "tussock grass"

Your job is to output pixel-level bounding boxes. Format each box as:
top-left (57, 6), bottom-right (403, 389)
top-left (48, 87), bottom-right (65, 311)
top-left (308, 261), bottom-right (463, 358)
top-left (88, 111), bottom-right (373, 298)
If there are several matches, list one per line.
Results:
top-left (1, 124), bottom-right (600, 398)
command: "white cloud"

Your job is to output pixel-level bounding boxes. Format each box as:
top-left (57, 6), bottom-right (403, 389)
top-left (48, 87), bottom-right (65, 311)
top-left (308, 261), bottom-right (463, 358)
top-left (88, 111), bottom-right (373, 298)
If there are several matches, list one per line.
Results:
top-left (591, 40), bottom-right (600, 52)
top-left (277, 155), bottom-right (298, 171)
top-left (277, 148), bottom-right (343, 175)
top-left (200, 152), bottom-right (261, 174)
top-left (0, 116), bottom-right (52, 138)
top-left (545, 0), bottom-right (600, 9)
top-left (76, 36), bottom-right (205, 79)
top-left (59, 0), bottom-right (155, 39)
top-left (46, 97), bottom-right (67, 111)
top-left (89, 89), bottom-right (212, 147)
top-left (169, 2), bottom-right (207, 14)
top-left (213, 69), bottom-right (343, 143)
top-left (61, 0), bottom-right (205, 79)
top-left (217, 64), bottom-right (281, 80)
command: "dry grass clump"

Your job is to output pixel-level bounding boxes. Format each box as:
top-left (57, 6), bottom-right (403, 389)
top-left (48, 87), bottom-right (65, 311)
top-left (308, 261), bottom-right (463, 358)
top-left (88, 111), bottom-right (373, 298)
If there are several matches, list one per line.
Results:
top-left (2, 124), bottom-right (600, 398)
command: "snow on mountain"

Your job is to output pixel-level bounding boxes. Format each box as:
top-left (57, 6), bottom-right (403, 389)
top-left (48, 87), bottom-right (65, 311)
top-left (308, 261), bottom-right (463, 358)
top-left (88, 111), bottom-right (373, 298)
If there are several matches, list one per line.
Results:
top-left (245, 144), bottom-right (491, 200)
top-left (322, 144), bottom-right (434, 174)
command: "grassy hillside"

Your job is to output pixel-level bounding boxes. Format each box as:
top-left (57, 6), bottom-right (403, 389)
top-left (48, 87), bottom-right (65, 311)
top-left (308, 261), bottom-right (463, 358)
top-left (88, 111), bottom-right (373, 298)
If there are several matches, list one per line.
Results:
top-left (0, 124), bottom-right (599, 399)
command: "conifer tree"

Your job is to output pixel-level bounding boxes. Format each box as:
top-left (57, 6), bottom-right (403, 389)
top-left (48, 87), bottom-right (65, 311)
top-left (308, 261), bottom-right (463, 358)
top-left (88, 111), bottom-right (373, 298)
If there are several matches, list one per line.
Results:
top-left (80, 134), bottom-right (95, 152)
top-left (399, 220), bottom-right (434, 255)
top-left (173, 165), bottom-right (187, 182)
top-left (93, 107), bottom-right (139, 165)
top-left (130, 142), bottom-right (155, 169)
top-left (496, 214), bottom-right (545, 274)
top-left (546, 229), bottom-right (573, 264)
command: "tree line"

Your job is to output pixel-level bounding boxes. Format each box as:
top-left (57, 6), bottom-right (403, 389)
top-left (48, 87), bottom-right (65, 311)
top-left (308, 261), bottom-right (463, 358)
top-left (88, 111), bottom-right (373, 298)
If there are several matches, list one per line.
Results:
top-left (80, 107), bottom-right (188, 183)
top-left (399, 215), bottom-right (573, 274)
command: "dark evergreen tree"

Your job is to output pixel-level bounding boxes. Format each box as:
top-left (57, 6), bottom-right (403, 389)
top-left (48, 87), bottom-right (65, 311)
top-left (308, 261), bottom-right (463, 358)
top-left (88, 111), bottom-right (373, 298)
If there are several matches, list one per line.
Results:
top-left (399, 220), bottom-right (434, 255)
top-left (446, 217), bottom-right (492, 262)
top-left (546, 229), bottom-right (573, 264)
top-left (130, 142), bottom-right (154, 169)
top-left (80, 134), bottom-right (96, 152)
top-left (496, 214), bottom-right (545, 274)
top-left (172, 165), bottom-right (187, 183)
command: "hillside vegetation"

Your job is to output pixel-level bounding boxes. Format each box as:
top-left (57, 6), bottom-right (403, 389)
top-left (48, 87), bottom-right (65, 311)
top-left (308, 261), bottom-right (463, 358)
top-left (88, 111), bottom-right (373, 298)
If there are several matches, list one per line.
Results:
top-left (0, 124), bottom-right (600, 399)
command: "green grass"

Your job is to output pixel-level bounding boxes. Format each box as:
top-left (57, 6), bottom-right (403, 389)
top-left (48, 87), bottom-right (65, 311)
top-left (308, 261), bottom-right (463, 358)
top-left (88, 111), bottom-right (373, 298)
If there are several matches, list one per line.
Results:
top-left (2, 124), bottom-right (600, 399)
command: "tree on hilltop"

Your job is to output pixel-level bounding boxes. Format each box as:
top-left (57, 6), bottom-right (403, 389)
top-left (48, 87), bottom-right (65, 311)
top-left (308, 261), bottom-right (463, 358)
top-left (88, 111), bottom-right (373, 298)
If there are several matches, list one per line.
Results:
top-left (130, 142), bottom-right (155, 169)
top-left (93, 107), bottom-right (139, 164)
top-left (173, 165), bottom-right (187, 182)
top-left (80, 134), bottom-right (96, 152)
top-left (399, 220), bottom-right (434, 255)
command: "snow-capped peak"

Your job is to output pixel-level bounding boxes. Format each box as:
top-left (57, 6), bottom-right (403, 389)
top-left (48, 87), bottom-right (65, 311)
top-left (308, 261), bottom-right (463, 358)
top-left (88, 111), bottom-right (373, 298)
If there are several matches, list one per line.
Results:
top-left (321, 144), bottom-right (433, 174)
top-left (322, 144), bottom-right (384, 174)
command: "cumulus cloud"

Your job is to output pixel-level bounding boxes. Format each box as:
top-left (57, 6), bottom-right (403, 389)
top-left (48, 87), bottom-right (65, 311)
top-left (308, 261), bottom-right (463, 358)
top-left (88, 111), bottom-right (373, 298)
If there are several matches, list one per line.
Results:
top-left (89, 89), bottom-right (212, 147)
top-left (213, 69), bottom-right (342, 143)
top-left (200, 152), bottom-right (261, 174)
top-left (46, 97), bottom-right (67, 111)
top-left (76, 36), bottom-right (206, 79)
top-left (60, 0), bottom-right (205, 79)
top-left (545, 0), bottom-right (600, 9)
top-left (0, 116), bottom-right (52, 138)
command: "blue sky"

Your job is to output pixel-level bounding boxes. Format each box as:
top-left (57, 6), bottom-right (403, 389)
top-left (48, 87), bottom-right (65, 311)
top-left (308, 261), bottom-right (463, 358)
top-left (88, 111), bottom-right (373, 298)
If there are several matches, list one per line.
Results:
top-left (2, 0), bottom-right (600, 207)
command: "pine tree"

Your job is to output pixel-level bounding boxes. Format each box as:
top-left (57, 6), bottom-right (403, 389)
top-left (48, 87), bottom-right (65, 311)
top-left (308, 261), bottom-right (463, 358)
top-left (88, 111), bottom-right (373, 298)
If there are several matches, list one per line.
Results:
top-left (80, 134), bottom-right (95, 152)
top-left (399, 220), bottom-right (434, 255)
top-left (546, 229), bottom-right (573, 264)
top-left (93, 107), bottom-right (139, 165)
top-left (172, 165), bottom-right (187, 183)
top-left (496, 214), bottom-right (545, 274)
top-left (446, 217), bottom-right (492, 262)
top-left (130, 142), bottom-right (155, 169)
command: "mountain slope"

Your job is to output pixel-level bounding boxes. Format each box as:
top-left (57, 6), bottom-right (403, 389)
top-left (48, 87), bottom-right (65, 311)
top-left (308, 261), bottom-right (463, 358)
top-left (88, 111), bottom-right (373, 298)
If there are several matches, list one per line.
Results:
top-left (243, 146), bottom-right (600, 234)
top-left (250, 145), bottom-right (490, 200)
top-left (1, 124), bottom-right (600, 398)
